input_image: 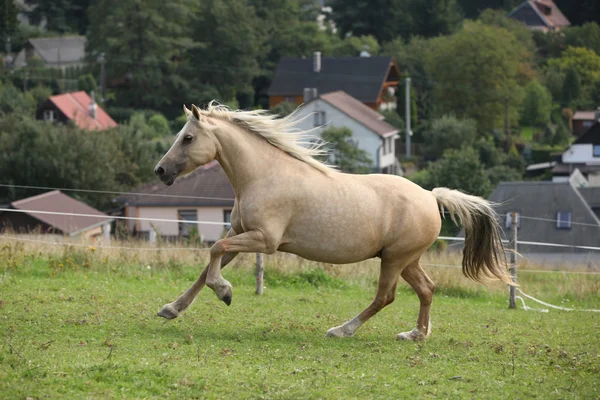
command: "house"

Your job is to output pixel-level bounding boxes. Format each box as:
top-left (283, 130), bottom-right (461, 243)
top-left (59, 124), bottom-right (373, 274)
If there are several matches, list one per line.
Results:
top-left (483, 176), bottom-right (600, 265)
top-left (552, 119), bottom-right (600, 185)
top-left (113, 161), bottom-right (235, 243)
top-left (572, 109), bottom-right (600, 136)
top-left (507, 0), bottom-right (570, 32)
top-left (13, 36), bottom-right (86, 70)
top-left (0, 190), bottom-right (113, 239)
top-left (291, 90), bottom-right (401, 174)
top-left (38, 91), bottom-right (118, 131)
top-left (268, 52), bottom-right (400, 112)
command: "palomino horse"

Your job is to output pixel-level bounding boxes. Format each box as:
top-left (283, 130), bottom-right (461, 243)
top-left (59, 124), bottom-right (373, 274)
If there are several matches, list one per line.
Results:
top-left (154, 102), bottom-right (513, 341)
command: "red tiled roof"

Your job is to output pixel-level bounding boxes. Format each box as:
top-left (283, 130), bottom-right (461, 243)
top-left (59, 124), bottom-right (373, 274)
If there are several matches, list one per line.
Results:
top-left (319, 91), bottom-right (398, 138)
top-left (531, 0), bottom-right (570, 28)
top-left (573, 111), bottom-right (599, 121)
top-left (11, 190), bottom-right (113, 235)
top-left (49, 91), bottom-right (118, 131)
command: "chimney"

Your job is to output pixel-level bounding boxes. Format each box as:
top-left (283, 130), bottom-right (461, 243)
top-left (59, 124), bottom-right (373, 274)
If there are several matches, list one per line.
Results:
top-left (313, 51), bottom-right (321, 73)
top-left (303, 88), bottom-right (318, 103)
top-left (89, 90), bottom-right (97, 119)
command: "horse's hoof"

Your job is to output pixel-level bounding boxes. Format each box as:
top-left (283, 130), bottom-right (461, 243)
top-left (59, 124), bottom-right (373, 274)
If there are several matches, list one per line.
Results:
top-left (397, 328), bottom-right (426, 341)
top-left (325, 326), bottom-right (352, 338)
top-left (222, 291), bottom-right (232, 306)
top-left (157, 305), bottom-right (179, 319)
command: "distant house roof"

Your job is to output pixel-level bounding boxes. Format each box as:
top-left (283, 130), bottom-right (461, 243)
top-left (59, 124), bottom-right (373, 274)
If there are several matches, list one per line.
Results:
top-left (579, 187), bottom-right (600, 209)
top-left (14, 36), bottom-right (86, 67)
top-left (268, 56), bottom-right (397, 103)
top-left (115, 161), bottom-right (235, 208)
top-left (572, 120), bottom-right (600, 145)
top-left (4, 190), bottom-right (113, 236)
top-left (316, 91), bottom-right (398, 138)
top-left (508, 0), bottom-right (570, 30)
top-left (47, 91), bottom-right (118, 131)
top-left (573, 111), bottom-right (599, 121)
top-left (486, 181), bottom-right (600, 253)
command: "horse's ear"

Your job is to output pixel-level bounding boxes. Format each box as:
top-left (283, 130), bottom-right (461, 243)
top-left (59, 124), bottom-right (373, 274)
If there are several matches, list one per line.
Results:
top-left (183, 105), bottom-right (192, 117)
top-left (191, 104), bottom-right (202, 121)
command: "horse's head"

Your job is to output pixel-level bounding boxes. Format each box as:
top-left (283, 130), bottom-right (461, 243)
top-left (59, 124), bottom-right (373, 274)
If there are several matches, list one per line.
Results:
top-left (154, 105), bottom-right (219, 186)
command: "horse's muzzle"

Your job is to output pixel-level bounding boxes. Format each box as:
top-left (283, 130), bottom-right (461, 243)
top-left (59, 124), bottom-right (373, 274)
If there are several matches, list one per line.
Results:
top-left (154, 165), bottom-right (177, 186)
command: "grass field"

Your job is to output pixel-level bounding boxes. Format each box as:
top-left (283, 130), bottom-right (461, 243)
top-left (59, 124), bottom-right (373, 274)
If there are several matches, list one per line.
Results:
top-left (1, 240), bottom-right (599, 399)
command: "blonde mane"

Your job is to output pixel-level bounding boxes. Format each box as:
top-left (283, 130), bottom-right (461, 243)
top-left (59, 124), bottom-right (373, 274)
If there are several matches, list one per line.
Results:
top-left (186, 101), bottom-right (336, 174)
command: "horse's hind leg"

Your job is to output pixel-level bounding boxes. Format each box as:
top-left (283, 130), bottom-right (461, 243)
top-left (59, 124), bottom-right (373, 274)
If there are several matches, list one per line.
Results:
top-left (326, 256), bottom-right (405, 338)
top-left (397, 258), bottom-right (435, 341)
top-left (157, 228), bottom-right (239, 319)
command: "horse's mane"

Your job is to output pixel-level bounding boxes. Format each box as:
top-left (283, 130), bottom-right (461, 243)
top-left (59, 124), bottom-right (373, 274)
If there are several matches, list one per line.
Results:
top-left (188, 101), bottom-right (336, 174)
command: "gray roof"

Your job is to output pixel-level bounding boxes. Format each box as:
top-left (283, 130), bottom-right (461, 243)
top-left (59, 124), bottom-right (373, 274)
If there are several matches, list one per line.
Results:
top-left (487, 181), bottom-right (600, 253)
top-left (115, 161), bottom-right (235, 208)
top-left (579, 187), bottom-right (600, 208)
top-left (268, 56), bottom-right (397, 103)
top-left (27, 36), bottom-right (86, 65)
top-left (573, 119), bottom-right (600, 145)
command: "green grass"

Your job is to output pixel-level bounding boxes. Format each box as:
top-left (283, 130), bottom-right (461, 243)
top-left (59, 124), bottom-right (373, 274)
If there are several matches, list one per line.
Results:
top-left (521, 125), bottom-right (535, 141)
top-left (1, 256), bottom-right (599, 399)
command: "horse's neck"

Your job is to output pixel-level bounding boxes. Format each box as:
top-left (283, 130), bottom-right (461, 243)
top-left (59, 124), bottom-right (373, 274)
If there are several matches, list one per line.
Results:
top-left (214, 122), bottom-right (283, 194)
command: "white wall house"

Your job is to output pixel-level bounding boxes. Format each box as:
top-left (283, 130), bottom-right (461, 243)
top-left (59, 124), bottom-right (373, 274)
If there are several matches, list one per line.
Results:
top-left (116, 161), bottom-right (234, 243)
top-left (292, 90), bottom-right (400, 174)
top-left (553, 119), bottom-right (600, 185)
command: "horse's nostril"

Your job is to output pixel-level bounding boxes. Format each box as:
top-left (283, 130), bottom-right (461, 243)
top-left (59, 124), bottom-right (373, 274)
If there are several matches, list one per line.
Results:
top-left (155, 166), bottom-right (165, 177)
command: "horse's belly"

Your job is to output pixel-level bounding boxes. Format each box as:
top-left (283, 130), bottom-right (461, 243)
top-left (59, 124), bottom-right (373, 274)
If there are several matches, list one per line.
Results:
top-left (277, 241), bottom-right (379, 264)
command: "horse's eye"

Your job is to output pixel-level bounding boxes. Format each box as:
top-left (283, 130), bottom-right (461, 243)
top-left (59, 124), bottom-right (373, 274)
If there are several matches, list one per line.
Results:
top-left (183, 135), bottom-right (193, 143)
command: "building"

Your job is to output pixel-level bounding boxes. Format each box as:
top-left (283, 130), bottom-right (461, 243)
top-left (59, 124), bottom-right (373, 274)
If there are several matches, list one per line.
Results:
top-left (0, 190), bottom-right (113, 240)
top-left (268, 52), bottom-right (400, 111)
top-left (291, 90), bottom-right (400, 174)
top-left (13, 36), bottom-right (86, 70)
top-left (572, 110), bottom-right (600, 137)
top-left (38, 91), bottom-right (118, 131)
top-left (113, 161), bottom-right (235, 243)
top-left (552, 119), bottom-right (600, 185)
top-left (507, 0), bottom-right (570, 32)
top-left (482, 174), bottom-right (600, 265)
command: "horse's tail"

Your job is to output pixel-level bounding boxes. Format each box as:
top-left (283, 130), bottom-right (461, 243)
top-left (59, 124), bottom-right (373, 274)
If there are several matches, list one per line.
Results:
top-left (431, 187), bottom-right (515, 286)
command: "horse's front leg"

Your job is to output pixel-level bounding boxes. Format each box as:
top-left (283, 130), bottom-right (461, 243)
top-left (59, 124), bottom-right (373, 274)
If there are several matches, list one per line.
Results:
top-left (206, 229), bottom-right (277, 305)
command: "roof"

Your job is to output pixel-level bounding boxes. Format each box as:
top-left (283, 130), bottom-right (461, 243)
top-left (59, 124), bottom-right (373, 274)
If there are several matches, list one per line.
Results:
top-left (486, 181), bottom-right (600, 252)
top-left (9, 190), bottom-right (113, 235)
top-left (318, 91), bottom-right (398, 138)
top-left (268, 56), bottom-right (396, 103)
top-left (27, 36), bottom-right (86, 64)
top-left (579, 187), bottom-right (600, 208)
top-left (508, 0), bottom-right (570, 29)
top-left (115, 161), bottom-right (235, 207)
top-left (573, 111), bottom-right (599, 121)
top-left (48, 91), bottom-right (118, 131)
top-left (573, 120), bottom-right (600, 145)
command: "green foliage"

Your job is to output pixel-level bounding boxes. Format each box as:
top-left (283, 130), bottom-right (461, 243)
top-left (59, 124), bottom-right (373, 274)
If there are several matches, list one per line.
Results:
top-left (424, 21), bottom-right (533, 131)
top-left (331, 35), bottom-right (380, 57)
top-left (561, 67), bottom-right (581, 108)
top-left (548, 46), bottom-right (600, 85)
top-left (520, 81), bottom-right (552, 127)
top-left (26, 85), bottom-right (53, 109)
top-left (22, 0), bottom-right (91, 34)
top-left (148, 114), bottom-right (171, 137)
top-left (0, 83), bottom-right (35, 117)
top-left (270, 101), bottom-right (297, 118)
top-left (77, 74), bottom-right (97, 94)
top-left (540, 65), bottom-right (564, 102)
top-left (320, 127), bottom-right (374, 174)
top-left (423, 115), bottom-right (477, 159)
top-left (0, 0), bottom-right (18, 43)
top-left (487, 165), bottom-right (522, 186)
top-left (381, 110), bottom-right (404, 130)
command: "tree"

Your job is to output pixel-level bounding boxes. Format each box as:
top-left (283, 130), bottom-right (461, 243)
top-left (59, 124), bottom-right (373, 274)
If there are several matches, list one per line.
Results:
top-left (0, 0), bottom-right (18, 45)
top-left (409, 0), bottom-right (463, 38)
top-left (77, 74), bottom-right (97, 94)
top-left (520, 81), bottom-right (552, 127)
top-left (424, 21), bottom-right (533, 131)
top-left (548, 46), bottom-right (600, 84)
top-left (270, 101), bottom-right (297, 117)
top-left (560, 67), bottom-right (581, 108)
top-left (24, 0), bottom-right (91, 34)
top-left (86, 0), bottom-right (198, 117)
top-left (554, 0), bottom-right (600, 26)
top-left (455, 0), bottom-right (521, 19)
top-left (423, 115), bottom-right (477, 159)
top-left (320, 127), bottom-right (373, 174)
top-left (413, 146), bottom-right (492, 197)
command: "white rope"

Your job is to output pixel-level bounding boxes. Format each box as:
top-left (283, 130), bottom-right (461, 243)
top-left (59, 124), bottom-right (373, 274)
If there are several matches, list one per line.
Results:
top-left (515, 295), bottom-right (549, 312)
top-left (0, 208), bottom-right (229, 226)
top-left (437, 235), bottom-right (600, 251)
top-left (516, 288), bottom-right (600, 313)
top-left (519, 215), bottom-right (600, 228)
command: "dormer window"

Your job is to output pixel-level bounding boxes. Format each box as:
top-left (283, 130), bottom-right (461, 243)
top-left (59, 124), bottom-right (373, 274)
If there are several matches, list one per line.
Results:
top-left (43, 110), bottom-right (54, 121)
top-left (556, 211), bottom-right (572, 229)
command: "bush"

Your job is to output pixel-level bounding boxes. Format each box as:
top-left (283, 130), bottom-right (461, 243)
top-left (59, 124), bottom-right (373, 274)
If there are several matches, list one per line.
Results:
top-left (520, 81), bottom-right (552, 126)
top-left (423, 115), bottom-right (477, 159)
top-left (148, 113), bottom-right (171, 136)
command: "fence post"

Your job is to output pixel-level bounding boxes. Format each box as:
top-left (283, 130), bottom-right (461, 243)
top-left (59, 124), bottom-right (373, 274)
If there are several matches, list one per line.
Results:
top-left (509, 211), bottom-right (518, 309)
top-left (102, 223), bottom-right (111, 247)
top-left (255, 253), bottom-right (264, 295)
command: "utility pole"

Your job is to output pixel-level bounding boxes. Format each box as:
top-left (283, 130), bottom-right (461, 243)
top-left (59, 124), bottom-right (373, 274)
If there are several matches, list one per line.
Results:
top-left (98, 52), bottom-right (106, 103)
top-left (405, 77), bottom-right (412, 159)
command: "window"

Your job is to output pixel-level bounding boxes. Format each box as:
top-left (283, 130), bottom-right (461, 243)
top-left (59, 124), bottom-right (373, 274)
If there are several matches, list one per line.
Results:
top-left (43, 110), bottom-right (54, 121)
top-left (505, 212), bottom-right (520, 229)
top-left (556, 211), bottom-right (572, 229)
top-left (178, 210), bottom-right (197, 237)
top-left (594, 145), bottom-right (600, 157)
top-left (313, 111), bottom-right (326, 127)
top-left (223, 210), bottom-right (232, 231)
top-left (583, 120), bottom-right (594, 128)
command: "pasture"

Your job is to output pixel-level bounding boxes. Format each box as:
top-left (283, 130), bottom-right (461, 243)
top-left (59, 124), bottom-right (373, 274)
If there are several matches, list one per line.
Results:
top-left (0, 241), bottom-right (599, 399)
